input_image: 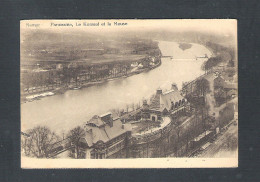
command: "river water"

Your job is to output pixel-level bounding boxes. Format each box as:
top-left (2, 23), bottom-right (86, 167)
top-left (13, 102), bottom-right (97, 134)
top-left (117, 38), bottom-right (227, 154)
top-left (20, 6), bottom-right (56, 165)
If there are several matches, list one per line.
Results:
top-left (21, 41), bottom-right (212, 134)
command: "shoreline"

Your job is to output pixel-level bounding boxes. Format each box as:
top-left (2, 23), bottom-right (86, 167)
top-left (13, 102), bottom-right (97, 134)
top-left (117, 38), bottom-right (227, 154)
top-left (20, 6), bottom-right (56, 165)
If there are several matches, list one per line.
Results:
top-left (129, 42), bottom-right (236, 155)
top-left (21, 59), bottom-right (162, 104)
top-left (21, 39), bottom-right (237, 159)
top-left (127, 41), bottom-right (216, 142)
top-left (21, 40), bottom-right (215, 104)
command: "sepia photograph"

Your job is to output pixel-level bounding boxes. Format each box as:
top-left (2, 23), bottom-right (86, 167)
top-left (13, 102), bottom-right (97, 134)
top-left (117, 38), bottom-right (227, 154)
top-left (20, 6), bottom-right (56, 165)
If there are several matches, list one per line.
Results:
top-left (20, 19), bottom-right (238, 168)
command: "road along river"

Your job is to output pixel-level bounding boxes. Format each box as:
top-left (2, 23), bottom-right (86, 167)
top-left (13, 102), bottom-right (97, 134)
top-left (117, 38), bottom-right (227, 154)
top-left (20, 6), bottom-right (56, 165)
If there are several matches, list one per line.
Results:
top-left (21, 41), bottom-right (212, 134)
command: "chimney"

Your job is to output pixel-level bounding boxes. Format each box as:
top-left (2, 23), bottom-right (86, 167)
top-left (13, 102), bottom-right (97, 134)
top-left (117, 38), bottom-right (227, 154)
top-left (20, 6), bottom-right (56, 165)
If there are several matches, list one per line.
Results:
top-left (156, 88), bottom-right (162, 94)
top-left (171, 101), bottom-right (174, 110)
top-left (171, 83), bottom-right (178, 91)
top-left (109, 120), bottom-right (113, 127)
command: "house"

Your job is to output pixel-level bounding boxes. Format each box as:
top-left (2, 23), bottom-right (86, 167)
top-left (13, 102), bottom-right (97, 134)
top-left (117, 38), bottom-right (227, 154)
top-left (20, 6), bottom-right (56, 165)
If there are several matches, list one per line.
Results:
top-left (151, 57), bottom-right (155, 63)
top-left (214, 74), bottom-right (237, 93)
top-left (56, 64), bottom-right (63, 70)
top-left (82, 112), bottom-right (132, 159)
top-left (222, 73), bottom-right (234, 83)
top-left (214, 75), bottom-right (225, 89)
top-left (131, 62), bottom-right (138, 67)
top-left (138, 63), bottom-right (143, 69)
top-left (143, 83), bottom-right (190, 122)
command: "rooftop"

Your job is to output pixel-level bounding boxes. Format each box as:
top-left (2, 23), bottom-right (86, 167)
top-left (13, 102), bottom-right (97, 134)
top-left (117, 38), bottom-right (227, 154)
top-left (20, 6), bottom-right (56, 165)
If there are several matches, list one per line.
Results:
top-left (86, 115), bottom-right (105, 127)
top-left (149, 89), bottom-right (184, 112)
top-left (100, 112), bottom-right (112, 118)
top-left (84, 118), bottom-right (132, 147)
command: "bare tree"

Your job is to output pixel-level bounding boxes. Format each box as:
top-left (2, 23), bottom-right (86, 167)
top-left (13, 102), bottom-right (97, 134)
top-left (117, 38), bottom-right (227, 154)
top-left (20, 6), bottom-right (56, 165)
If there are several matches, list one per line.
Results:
top-left (126, 104), bottom-right (129, 113)
top-left (22, 126), bottom-right (60, 158)
top-left (131, 103), bottom-right (135, 111)
top-left (67, 126), bottom-right (86, 159)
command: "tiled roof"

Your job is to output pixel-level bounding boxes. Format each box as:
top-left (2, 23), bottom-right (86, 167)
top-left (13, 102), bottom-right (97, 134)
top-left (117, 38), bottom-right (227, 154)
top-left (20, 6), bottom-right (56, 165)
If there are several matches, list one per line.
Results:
top-left (100, 112), bottom-right (112, 118)
top-left (87, 115), bottom-right (105, 127)
top-left (161, 90), bottom-right (184, 110)
top-left (84, 119), bottom-right (131, 147)
top-left (149, 89), bottom-right (184, 112)
top-left (104, 120), bottom-right (127, 140)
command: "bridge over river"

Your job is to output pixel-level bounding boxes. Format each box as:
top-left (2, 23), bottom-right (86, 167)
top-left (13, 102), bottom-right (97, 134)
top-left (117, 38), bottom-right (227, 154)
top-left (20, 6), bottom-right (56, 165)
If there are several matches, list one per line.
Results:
top-left (21, 41), bottom-right (212, 134)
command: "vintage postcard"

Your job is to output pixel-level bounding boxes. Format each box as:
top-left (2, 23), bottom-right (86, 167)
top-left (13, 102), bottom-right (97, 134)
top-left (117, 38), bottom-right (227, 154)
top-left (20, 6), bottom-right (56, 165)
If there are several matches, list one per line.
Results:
top-left (20, 19), bottom-right (238, 168)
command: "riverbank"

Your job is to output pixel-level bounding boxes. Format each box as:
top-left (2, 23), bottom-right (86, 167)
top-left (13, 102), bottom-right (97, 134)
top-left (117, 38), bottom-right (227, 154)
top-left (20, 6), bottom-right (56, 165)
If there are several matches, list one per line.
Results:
top-left (21, 59), bottom-right (162, 104)
top-left (127, 41), bottom-right (237, 157)
top-left (21, 41), bottom-right (212, 134)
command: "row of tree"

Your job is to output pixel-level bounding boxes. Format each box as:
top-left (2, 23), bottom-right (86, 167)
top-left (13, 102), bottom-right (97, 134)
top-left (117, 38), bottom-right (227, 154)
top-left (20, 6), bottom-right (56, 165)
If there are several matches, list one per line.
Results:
top-left (21, 56), bottom-right (159, 93)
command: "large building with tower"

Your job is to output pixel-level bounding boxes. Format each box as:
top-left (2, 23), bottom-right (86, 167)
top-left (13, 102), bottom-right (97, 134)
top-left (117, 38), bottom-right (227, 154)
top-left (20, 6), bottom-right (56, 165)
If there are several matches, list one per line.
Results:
top-left (83, 112), bottom-right (132, 159)
top-left (142, 83), bottom-right (190, 122)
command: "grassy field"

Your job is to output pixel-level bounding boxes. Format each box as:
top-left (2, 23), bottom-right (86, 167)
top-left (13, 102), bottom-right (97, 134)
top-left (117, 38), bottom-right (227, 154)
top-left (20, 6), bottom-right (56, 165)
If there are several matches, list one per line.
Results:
top-left (21, 30), bottom-right (159, 67)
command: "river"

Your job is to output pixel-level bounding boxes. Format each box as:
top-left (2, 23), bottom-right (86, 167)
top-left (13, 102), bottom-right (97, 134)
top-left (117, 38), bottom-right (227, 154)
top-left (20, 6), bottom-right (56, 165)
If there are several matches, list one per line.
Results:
top-left (21, 41), bottom-right (212, 134)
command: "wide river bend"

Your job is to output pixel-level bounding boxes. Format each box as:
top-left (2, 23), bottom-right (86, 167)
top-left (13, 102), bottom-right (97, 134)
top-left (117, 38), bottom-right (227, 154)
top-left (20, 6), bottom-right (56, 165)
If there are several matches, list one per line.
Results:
top-left (21, 41), bottom-right (212, 134)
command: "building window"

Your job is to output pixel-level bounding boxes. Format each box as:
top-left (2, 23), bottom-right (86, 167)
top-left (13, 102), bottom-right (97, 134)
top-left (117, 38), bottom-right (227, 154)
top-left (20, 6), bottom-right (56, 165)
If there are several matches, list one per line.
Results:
top-left (80, 152), bottom-right (86, 159)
